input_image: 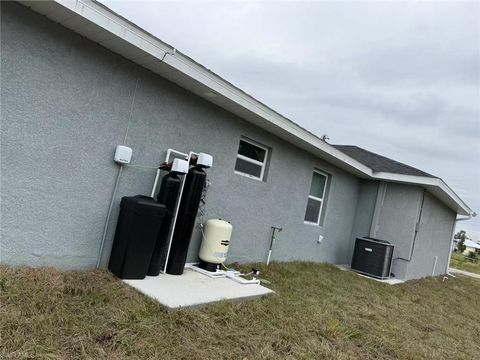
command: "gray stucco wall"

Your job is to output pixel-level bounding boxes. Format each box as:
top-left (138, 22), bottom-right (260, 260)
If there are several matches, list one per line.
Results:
top-left (350, 180), bottom-right (378, 241)
top-left (374, 183), bottom-right (424, 279)
top-left (406, 192), bottom-right (456, 279)
top-left (368, 182), bottom-right (456, 280)
top-left (1, 3), bottom-right (362, 269)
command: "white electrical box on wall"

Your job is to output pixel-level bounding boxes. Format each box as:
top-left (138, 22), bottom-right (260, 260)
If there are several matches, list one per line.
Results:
top-left (114, 145), bottom-right (132, 164)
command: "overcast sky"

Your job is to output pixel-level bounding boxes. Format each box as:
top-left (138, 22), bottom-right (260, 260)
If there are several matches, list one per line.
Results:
top-left (103, 1), bottom-right (480, 239)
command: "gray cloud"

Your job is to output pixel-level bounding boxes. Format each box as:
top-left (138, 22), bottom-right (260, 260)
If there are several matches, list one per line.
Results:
top-left (103, 0), bottom-right (480, 234)
top-left (353, 43), bottom-right (480, 86)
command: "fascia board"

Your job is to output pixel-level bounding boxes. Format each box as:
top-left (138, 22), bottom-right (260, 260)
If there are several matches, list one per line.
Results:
top-left (18, 0), bottom-right (473, 217)
top-left (372, 172), bottom-right (472, 216)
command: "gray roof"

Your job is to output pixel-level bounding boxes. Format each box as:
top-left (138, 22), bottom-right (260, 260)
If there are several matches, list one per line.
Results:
top-left (333, 145), bottom-right (435, 178)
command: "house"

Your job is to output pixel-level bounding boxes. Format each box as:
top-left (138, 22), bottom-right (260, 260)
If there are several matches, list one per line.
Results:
top-left (1, 1), bottom-right (475, 281)
top-left (458, 239), bottom-right (480, 255)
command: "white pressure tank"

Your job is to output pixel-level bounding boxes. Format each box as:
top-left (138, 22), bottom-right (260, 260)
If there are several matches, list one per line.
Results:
top-left (198, 219), bottom-right (233, 271)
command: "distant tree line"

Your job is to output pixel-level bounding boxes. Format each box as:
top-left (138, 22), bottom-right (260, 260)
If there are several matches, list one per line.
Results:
top-left (454, 230), bottom-right (478, 260)
top-left (454, 230), bottom-right (468, 253)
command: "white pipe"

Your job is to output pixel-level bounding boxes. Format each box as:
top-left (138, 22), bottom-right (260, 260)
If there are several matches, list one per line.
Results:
top-left (166, 148), bottom-right (188, 163)
top-left (266, 227), bottom-right (281, 265)
top-left (431, 256), bottom-right (438, 276)
top-left (445, 212), bottom-right (476, 274)
top-left (124, 164), bottom-right (158, 169)
top-left (266, 250), bottom-right (272, 266)
top-left (150, 149), bottom-right (189, 198)
top-left (150, 168), bottom-right (161, 198)
top-left (161, 150), bottom-right (198, 273)
top-left (99, 148), bottom-right (191, 269)
top-left (96, 165), bottom-right (123, 268)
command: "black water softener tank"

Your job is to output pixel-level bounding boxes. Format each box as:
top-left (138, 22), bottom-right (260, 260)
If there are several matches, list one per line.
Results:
top-left (166, 155), bottom-right (211, 275)
top-left (108, 195), bottom-right (168, 279)
top-left (147, 163), bottom-right (185, 276)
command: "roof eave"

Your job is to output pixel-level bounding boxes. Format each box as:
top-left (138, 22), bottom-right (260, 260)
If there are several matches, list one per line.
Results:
top-left (18, 0), bottom-right (474, 216)
top-left (372, 172), bottom-right (472, 216)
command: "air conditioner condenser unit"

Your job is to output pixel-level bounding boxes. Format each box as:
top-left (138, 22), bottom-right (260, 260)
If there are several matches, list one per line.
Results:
top-left (351, 237), bottom-right (394, 279)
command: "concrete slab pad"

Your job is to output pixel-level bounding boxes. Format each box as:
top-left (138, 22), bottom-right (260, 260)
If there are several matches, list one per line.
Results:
top-left (124, 268), bottom-right (274, 310)
top-left (449, 268), bottom-right (480, 279)
top-left (336, 264), bottom-right (405, 285)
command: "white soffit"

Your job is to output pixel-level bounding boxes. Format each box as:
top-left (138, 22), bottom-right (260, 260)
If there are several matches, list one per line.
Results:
top-left (18, 0), bottom-right (473, 216)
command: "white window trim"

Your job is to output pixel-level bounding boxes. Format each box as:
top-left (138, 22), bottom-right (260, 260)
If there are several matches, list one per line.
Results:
top-left (236, 154), bottom-right (264, 166)
top-left (234, 138), bottom-right (269, 181)
top-left (234, 170), bottom-right (265, 182)
top-left (304, 169), bottom-right (329, 226)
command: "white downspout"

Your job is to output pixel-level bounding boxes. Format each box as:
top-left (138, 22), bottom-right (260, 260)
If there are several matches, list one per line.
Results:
top-left (445, 212), bottom-right (477, 274)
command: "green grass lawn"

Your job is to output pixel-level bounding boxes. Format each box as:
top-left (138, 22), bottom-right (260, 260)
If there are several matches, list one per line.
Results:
top-left (1, 263), bottom-right (479, 359)
top-left (450, 252), bottom-right (480, 275)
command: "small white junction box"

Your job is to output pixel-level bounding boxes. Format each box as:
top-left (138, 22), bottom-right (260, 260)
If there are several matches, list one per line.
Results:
top-left (114, 145), bottom-right (132, 164)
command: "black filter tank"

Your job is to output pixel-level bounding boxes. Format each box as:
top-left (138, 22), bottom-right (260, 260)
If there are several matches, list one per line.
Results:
top-left (147, 171), bottom-right (182, 276)
top-left (108, 195), bottom-right (168, 279)
top-left (166, 165), bottom-right (206, 275)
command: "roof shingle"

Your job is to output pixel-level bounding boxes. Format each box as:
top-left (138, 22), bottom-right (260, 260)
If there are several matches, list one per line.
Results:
top-left (333, 145), bottom-right (435, 178)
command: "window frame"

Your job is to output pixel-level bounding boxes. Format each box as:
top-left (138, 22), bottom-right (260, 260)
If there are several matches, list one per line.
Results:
top-left (304, 169), bottom-right (329, 226)
top-left (234, 138), bottom-right (269, 181)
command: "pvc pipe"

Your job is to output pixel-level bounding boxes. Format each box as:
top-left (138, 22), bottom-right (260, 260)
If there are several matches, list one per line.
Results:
top-left (266, 250), bottom-right (272, 266)
top-left (266, 227), bottom-right (282, 265)
top-left (151, 149), bottom-right (188, 198)
top-left (150, 168), bottom-right (161, 198)
top-left (161, 175), bottom-right (187, 272)
top-left (432, 256), bottom-right (438, 276)
top-left (96, 165), bottom-right (123, 268)
top-left (124, 164), bottom-right (158, 169)
top-left (161, 151), bottom-right (198, 273)
top-left (166, 148), bottom-right (188, 163)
